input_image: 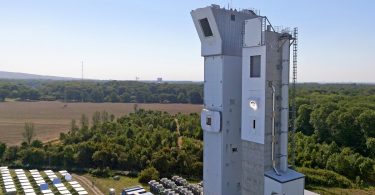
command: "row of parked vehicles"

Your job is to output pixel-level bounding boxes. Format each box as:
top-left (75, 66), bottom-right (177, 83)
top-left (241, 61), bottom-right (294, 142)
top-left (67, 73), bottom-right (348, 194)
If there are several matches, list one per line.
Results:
top-left (148, 176), bottom-right (203, 195)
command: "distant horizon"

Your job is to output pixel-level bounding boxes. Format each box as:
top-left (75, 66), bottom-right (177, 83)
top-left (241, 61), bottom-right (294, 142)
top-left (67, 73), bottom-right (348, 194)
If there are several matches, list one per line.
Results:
top-left (1, 70), bottom-right (375, 84)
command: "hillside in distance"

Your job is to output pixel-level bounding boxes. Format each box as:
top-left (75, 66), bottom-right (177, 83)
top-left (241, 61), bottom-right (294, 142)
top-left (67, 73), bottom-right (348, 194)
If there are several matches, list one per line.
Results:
top-left (0, 71), bottom-right (78, 80)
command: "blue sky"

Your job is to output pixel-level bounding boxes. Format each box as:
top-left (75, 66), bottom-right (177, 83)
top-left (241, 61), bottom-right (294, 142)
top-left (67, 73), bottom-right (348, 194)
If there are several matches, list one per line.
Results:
top-left (0, 0), bottom-right (374, 82)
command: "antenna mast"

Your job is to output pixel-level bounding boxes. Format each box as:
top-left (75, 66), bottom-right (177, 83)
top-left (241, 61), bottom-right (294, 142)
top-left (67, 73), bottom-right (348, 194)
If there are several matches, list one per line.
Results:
top-left (81, 61), bottom-right (84, 102)
top-left (81, 61), bottom-right (84, 82)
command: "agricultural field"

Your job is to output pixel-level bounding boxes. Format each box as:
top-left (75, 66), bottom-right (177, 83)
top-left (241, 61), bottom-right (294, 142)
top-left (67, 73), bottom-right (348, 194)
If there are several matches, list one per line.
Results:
top-left (0, 101), bottom-right (202, 145)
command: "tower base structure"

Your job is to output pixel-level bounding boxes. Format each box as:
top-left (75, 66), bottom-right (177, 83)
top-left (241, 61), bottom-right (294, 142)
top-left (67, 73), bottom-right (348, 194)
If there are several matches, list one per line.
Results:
top-left (264, 169), bottom-right (305, 195)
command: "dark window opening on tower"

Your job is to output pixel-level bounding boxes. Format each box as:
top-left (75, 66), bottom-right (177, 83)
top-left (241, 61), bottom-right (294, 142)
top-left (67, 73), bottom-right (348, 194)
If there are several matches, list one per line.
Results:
top-left (253, 120), bottom-right (256, 129)
top-left (231, 14), bottom-right (236, 21)
top-left (250, 55), bottom-right (261, 77)
top-left (206, 116), bottom-right (212, 126)
top-left (199, 18), bottom-right (213, 37)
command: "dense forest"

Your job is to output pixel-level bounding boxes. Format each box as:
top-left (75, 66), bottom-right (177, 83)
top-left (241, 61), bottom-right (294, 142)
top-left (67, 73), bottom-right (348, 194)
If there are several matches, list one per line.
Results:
top-left (291, 83), bottom-right (375, 188)
top-left (1, 83), bottom-right (375, 189)
top-left (0, 80), bottom-right (203, 104)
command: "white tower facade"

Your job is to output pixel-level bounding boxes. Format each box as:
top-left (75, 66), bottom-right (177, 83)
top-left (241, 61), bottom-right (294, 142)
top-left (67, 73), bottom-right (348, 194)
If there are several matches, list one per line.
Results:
top-left (192, 4), bottom-right (304, 195)
top-left (191, 5), bottom-right (257, 195)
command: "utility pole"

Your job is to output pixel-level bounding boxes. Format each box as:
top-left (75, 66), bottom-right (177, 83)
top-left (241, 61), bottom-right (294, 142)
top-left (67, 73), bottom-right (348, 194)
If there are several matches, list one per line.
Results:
top-left (81, 61), bottom-right (84, 102)
top-left (81, 61), bottom-right (83, 82)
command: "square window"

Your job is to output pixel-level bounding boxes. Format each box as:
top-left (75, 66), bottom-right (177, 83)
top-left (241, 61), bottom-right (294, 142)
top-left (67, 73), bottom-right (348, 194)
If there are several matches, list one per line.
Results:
top-left (250, 55), bottom-right (261, 77)
top-left (199, 18), bottom-right (213, 37)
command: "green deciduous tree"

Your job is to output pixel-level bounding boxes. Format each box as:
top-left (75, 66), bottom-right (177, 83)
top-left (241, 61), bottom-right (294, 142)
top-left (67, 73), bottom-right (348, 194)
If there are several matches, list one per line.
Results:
top-left (138, 167), bottom-right (160, 183)
top-left (0, 142), bottom-right (6, 161)
top-left (366, 137), bottom-right (375, 157)
top-left (310, 102), bottom-right (337, 143)
top-left (23, 122), bottom-right (35, 145)
top-left (358, 110), bottom-right (375, 138)
top-left (80, 114), bottom-right (89, 129)
top-left (296, 104), bottom-right (314, 135)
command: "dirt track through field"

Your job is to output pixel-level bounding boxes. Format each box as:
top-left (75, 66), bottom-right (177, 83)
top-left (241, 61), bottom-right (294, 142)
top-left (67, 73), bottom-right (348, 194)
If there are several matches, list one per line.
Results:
top-left (72, 174), bottom-right (104, 195)
top-left (0, 101), bottom-right (202, 145)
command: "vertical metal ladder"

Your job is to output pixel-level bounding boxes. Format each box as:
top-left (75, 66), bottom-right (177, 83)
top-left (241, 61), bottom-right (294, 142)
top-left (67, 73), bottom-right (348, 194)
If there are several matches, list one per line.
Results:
top-left (290, 27), bottom-right (298, 167)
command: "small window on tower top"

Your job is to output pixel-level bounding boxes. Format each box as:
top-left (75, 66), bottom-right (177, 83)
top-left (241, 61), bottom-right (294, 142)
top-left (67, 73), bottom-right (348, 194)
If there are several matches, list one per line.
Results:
top-left (199, 18), bottom-right (213, 37)
top-left (231, 14), bottom-right (235, 21)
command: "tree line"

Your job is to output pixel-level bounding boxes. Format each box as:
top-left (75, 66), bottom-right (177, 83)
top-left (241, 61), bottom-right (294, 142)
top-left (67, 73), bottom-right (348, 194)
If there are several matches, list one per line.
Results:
top-left (0, 80), bottom-right (203, 104)
top-left (0, 83), bottom-right (375, 188)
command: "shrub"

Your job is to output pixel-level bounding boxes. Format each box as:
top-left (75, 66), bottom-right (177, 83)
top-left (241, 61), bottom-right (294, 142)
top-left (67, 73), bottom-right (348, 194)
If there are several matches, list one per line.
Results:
top-left (89, 167), bottom-right (112, 177)
top-left (297, 167), bottom-right (353, 188)
top-left (138, 167), bottom-right (159, 183)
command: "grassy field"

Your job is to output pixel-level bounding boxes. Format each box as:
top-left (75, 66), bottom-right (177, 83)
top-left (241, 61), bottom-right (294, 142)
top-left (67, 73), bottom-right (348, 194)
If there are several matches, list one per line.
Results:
top-left (308, 186), bottom-right (375, 195)
top-left (83, 174), bottom-right (149, 194)
top-left (0, 101), bottom-right (202, 145)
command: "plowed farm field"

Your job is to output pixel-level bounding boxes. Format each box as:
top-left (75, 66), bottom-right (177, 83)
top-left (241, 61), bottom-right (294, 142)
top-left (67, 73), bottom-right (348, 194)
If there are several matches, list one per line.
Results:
top-left (0, 101), bottom-right (202, 145)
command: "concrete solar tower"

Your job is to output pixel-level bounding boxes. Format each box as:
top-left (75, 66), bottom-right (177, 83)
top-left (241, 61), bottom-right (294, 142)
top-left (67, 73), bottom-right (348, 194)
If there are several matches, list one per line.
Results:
top-left (192, 4), bottom-right (305, 195)
top-left (191, 5), bottom-right (257, 195)
top-left (241, 17), bottom-right (304, 195)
